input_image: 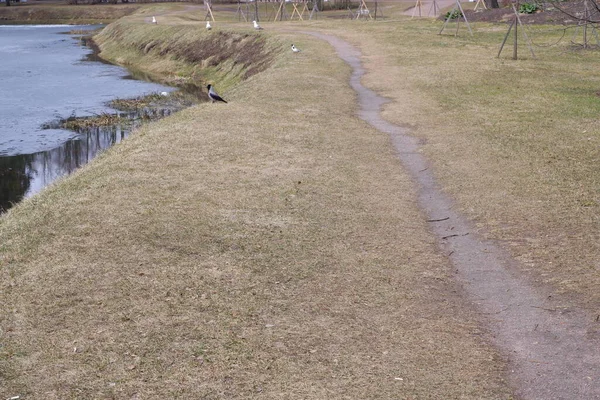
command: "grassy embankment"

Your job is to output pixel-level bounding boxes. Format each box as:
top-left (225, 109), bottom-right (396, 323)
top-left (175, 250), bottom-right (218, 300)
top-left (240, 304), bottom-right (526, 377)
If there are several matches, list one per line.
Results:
top-left (0, 8), bottom-right (512, 400)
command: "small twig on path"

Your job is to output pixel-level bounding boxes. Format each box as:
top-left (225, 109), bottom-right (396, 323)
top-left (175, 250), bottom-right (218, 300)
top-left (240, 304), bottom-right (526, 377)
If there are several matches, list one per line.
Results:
top-left (442, 233), bottom-right (469, 240)
top-left (427, 217), bottom-right (450, 222)
top-left (531, 306), bottom-right (557, 312)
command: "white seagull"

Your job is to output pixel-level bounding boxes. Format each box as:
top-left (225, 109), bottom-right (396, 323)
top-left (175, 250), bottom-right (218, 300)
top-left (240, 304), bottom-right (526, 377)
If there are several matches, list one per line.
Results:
top-left (207, 84), bottom-right (227, 103)
top-left (253, 20), bottom-right (263, 30)
top-left (152, 16), bottom-right (157, 24)
top-left (291, 44), bottom-right (300, 53)
top-left (206, 21), bottom-right (212, 30)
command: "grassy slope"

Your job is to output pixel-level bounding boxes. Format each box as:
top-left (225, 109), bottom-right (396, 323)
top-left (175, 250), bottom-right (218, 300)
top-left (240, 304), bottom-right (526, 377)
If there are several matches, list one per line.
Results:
top-left (94, 16), bottom-right (278, 90)
top-left (0, 12), bottom-right (511, 400)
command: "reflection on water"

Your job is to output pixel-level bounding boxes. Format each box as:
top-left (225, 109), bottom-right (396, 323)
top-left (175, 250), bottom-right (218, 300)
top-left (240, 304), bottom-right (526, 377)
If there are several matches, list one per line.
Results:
top-left (0, 125), bottom-right (128, 213)
top-left (0, 24), bottom-right (180, 215)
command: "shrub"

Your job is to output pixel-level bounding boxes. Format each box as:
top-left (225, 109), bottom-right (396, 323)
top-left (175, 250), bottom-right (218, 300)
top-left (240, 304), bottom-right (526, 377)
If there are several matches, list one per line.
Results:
top-left (445, 9), bottom-right (462, 19)
top-left (519, 2), bottom-right (539, 13)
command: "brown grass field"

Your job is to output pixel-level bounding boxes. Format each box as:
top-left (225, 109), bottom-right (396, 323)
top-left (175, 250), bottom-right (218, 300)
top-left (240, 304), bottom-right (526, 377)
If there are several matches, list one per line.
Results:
top-left (0, 2), bottom-right (599, 398)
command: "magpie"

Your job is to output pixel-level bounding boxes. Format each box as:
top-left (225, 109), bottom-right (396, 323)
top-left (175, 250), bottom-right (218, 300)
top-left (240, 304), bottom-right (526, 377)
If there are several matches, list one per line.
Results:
top-left (291, 44), bottom-right (300, 53)
top-left (207, 84), bottom-right (227, 103)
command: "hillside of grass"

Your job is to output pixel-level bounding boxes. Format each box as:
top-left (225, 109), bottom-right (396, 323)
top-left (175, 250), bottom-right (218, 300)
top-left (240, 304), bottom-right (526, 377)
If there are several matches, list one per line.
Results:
top-left (0, 10), bottom-right (513, 400)
top-left (94, 15), bottom-right (282, 90)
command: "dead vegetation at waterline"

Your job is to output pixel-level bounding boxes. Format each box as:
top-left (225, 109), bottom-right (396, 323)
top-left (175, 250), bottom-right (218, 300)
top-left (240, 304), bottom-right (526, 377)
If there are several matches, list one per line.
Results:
top-left (66, 113), bottom-right (130, 130)
top-left (109, 89), bottom-right (201, 111)
top-left (40, 91), bottom-right (200, 132)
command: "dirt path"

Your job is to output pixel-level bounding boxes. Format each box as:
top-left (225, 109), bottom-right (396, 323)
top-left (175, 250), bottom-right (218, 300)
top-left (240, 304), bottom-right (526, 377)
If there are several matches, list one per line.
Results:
top-left (307, 32), bottom-right (600, 400)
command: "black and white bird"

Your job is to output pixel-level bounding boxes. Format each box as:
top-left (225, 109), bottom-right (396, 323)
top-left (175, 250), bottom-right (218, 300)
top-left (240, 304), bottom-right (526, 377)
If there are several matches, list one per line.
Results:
top-left (207, 84), bottom-right (227, 103)
top-left (206, 21), bottom-right (212, 30)
top-left (152, 16), bottom-right (157, 24)
top-left (253, 20), bottom-right (263, 30)
top-left (291, 44), bottom-right (300, 53)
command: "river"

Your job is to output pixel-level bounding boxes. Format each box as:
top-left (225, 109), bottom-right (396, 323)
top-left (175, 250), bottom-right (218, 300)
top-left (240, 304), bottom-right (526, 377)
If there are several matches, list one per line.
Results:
top-left (0, 24), bottom-right (172, 213)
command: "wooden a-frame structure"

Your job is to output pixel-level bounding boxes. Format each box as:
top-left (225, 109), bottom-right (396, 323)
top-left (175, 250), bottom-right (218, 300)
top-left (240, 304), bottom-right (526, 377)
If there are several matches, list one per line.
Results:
top-left (356, 0), bottom-right (373, 19)
top-left (290, 1), bottom-right (309, 20)
top-left (474, 0), bottom-right (487, 11)
top-left (274, 0), bottom-right (291, 21)
top-left (439, 0), bottom-right (472, 36)
top-left (497, 3), bottom-right (536, 59)
top-left (204, 0), bottom-right (216, 21)
top-left (411, 0), bottom-right (439, 18)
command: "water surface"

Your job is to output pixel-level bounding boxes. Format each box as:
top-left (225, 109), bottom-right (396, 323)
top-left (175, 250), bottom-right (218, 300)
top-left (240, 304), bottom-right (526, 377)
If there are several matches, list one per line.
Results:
top-left (0, 25), bottom-right (172, 213)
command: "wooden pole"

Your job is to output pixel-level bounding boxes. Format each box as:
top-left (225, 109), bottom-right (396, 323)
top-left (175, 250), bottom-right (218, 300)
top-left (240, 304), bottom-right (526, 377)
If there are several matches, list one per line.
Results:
top-left (584, 0), bottom-right (589, 48)
top-left (412, 0), bottom-right (423, 18)
top-left (374, 0), bottom-right (378, 20)
top-left (497, 18), bottom-right (514, 57)
top-left (513, 4), bottom-right (518, 59)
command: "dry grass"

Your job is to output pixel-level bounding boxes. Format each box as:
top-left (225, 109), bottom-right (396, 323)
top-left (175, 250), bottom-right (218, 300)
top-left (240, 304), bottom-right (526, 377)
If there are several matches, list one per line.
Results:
top-left (94, 15), bottom-right (280, 89)
top-left (0, 18), bottom-right (512, 399)
top-left (307, 20), bottom-right (599, 307)
top-left (0, 3), bottom-right (140, 24)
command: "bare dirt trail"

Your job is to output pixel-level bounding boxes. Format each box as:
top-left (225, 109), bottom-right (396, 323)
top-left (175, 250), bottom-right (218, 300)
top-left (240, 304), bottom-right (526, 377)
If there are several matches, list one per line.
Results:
top-left (306, 32), bottom-right (600, 400)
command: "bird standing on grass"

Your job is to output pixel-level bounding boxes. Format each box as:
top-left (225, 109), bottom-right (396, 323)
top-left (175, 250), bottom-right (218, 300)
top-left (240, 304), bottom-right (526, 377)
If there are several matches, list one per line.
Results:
top-left (207, 84), bottom-right (227, 103)
top-left (206, 21), bottom-right (212, 30)
top-left (152, 16), bottom-right (157, 24)
top-left (291, 44), bottom-right (300, 53)
top-left (253, 20), bottom-right (263, 30)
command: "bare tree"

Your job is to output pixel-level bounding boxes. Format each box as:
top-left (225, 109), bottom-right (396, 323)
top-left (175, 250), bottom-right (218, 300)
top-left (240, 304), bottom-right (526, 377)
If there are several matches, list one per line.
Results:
top-left (549, 0), bottom-right (600, 23)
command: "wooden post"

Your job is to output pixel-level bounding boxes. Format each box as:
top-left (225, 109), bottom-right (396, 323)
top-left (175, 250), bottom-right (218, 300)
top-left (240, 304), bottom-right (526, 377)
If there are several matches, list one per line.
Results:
top-left (309, 0), bottom-right (319, 19)
top-left (429, 0), bottom-right (439, 16)
top-left (584, 0), bottom-right (589, 48)
top-left (205, 0), bottom-right (216, 22)
top-left (513, 3), bottom-right (518, 60)
top-left (497, 18), bottom-right (514, 57)
top-left (411, 0), bottom-right (423, 18)
top-left (497, 3), bottom-right (535, 59)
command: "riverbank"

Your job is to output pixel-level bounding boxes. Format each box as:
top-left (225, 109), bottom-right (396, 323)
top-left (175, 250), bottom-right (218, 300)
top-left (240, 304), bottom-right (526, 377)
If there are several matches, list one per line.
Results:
top-left (93, 14), bottom-right (281, 90)
top-left (0, 9), bottom-right (513, 399)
